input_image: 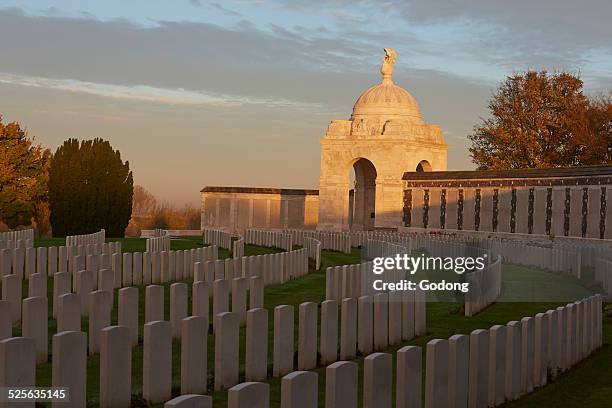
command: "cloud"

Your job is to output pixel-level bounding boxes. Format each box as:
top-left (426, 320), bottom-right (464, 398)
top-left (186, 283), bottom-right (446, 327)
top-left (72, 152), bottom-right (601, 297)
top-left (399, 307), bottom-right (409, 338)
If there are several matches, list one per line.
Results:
top-left (0, 72), bottom-right (323, 108)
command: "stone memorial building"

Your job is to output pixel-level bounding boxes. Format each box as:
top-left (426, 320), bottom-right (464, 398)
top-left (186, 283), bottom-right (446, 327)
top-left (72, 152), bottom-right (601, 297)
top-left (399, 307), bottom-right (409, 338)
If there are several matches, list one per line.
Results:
top-left (201, 49), bottom-right (612, 239)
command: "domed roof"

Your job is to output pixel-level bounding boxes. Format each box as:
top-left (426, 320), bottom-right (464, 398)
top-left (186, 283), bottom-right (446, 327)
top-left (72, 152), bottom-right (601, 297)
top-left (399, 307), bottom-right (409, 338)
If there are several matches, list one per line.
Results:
top-left (351, 48), bottom-right (422, 122)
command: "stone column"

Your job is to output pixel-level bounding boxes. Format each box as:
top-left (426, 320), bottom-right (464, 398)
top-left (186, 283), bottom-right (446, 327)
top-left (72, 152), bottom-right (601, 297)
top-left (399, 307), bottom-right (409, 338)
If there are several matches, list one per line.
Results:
top-left (325, 361), bottom-right (357, 408)
top-left (245, 308), bottom-right (268, 381)
top-left (228, 382), bottom-right (270, 408)
top-left (57, 293), bottom-right (82, 333)
top-left (145, 285), bottom-right (165, 323)
top-left (281, 371), bottom-right (317, 408)
top-left (214, 312), bottom-right (240, 390)
top-left (143, 321), bottom-right (172, 404)
top-left (320, 299), bottom-right (338, 365)
top-left (273, 305), bottom-right (294, 377)
top-left (171, 283), bottom-right (188, 339)
top-left (0, 337), bottom-right (36, 408)
top-left (52, 331), bottom-right (87, 408)
top-left (364, 353), bottom-right (392, 408)
top-left (99, 326), bottom-right (132, 408)
top-left (180, 316), bottom-right (208, 395)
top-left (89, 290), bottom-right (112, 355)
top-left (22, 296), bottom-right (48, 363)
top-left (118, 287), bottom-right (139, 346)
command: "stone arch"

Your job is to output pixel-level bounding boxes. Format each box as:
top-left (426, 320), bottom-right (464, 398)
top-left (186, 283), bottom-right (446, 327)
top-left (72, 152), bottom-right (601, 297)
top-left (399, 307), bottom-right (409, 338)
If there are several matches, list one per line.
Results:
top-left (416, 160), bottom-right (432, 172)
top-left (349, 157), bottom-right (377, 230)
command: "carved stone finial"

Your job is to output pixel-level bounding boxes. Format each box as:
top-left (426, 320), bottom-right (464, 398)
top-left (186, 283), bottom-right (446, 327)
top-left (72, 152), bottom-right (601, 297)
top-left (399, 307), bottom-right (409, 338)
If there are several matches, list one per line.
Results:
top-left (380, 48), bottom-right (397, 84)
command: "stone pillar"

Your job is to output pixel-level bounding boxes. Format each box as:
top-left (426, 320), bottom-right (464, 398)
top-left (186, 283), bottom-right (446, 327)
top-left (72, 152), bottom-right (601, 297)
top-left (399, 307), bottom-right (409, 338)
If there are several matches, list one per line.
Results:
top-left (52, 331), bottom-right (87, 408)
top-left (0, 337), bottom-right (36, 408)
top-left (171, 283), bottom-right (188, 339)
top-left (364, 353), bottom-right (392, 408)
top-left (228, 382), bottom-right (270, 408)
top-left (143, 321), bottom-right (172, 404)
top-left (488, 325), bottom-right (506, 407)
top-left (298, 302), bottom-right (317, 370)
top-left (448, 334), bottom-right (468, 408)
top-left (468, 329), bottom-right (489, 408)
top-left (181, 316), bottom-right (208, 395)
top-left (325, 361), bottom-right (357, 408)
top-left (192, 281), bottom-right (210, 319)
top-left (214, 312), bottom-right (240, 390)
top-left (99, 326), bottom-right (132, 408)
top-left (396, 345), bottom-right (421, 408)
top-left (145, 285), bottom-right (165, 323)
top-left (22, 296), bottom-right (48, 364)
top-left (373, 293), bottom-right (389, 350)
top-left (57, 293), bottom-right (82, 333)
top-left (281, 371), bottom-right (317, 408)
top-left (118, 287), bottom-right (139, 346)
top-left (479, 188), bottom-right (494, 231)
top-left (320, 299), bottom-right (338, 365)
top-left (273, 305), bottom-right (294, 377)
top-left (245, 308), bottom-right (268, 381)
top-left (340, 298), bottom-right (357, 359)
top-left (89, 290), bottom-right (112, 355)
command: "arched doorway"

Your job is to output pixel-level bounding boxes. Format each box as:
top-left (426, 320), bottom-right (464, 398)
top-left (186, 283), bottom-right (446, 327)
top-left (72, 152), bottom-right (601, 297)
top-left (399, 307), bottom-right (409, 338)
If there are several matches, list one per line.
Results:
top-left (349, 158), bottom-right (377, 230)
top-left (416, 160), bottom-right (432, 172)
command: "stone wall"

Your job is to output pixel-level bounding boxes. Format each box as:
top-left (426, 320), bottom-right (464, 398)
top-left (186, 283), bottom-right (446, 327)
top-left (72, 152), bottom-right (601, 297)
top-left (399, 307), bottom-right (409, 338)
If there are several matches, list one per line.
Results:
top-left (403, 166), bottom-right (612, 239)
top-left (200, 187), bottom-right (319, 233)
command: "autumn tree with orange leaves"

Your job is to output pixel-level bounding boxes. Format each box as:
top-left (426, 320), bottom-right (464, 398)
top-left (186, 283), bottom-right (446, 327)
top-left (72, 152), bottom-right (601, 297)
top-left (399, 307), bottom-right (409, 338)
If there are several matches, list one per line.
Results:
top-left (469, 71), bottom-right (612, 170)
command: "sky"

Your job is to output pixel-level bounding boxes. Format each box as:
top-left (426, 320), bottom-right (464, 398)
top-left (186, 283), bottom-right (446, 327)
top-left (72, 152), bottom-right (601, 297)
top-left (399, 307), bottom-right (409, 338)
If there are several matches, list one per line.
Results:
top-left (1, 0), bottom-right (611, 206)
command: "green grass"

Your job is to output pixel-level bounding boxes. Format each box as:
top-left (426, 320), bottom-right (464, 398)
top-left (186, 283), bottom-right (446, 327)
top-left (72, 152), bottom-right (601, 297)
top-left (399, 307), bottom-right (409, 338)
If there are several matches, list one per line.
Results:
top-left (18, 241), bottom-right (612, 407)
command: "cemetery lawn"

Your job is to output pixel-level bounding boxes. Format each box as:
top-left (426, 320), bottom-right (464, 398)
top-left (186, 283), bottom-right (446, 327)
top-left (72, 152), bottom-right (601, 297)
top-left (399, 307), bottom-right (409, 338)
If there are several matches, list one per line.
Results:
top-left (24, 242), bottom-right (612, 407)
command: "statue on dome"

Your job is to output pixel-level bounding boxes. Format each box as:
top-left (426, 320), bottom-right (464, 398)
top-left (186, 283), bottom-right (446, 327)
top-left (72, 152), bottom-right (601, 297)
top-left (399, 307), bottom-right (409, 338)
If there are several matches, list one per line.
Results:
top-left (380, 48), bottom-right (397, 83)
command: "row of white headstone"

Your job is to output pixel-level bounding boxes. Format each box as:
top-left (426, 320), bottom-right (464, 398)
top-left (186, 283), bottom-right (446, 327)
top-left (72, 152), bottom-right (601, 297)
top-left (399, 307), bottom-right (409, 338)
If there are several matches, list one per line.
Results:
top-left (196, 248), bottom-right (309, 287)
top-left (203, 229), bottom-right (232, 250)
top-left (65, 229), bottom-right (105, 247)
top-left (245, 229), bottom-right (294, 251)
top-left (145, 229), bottom-right (171, 252)
top-left (282, 229), bottom-right (352, 254)
top-left (0, 228), bottom-right (34, 248)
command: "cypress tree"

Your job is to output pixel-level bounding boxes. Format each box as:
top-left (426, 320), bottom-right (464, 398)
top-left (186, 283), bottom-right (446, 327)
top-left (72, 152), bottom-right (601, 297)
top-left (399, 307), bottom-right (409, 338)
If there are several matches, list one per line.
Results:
top-left (49, 138), bottom-right (133, 237)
